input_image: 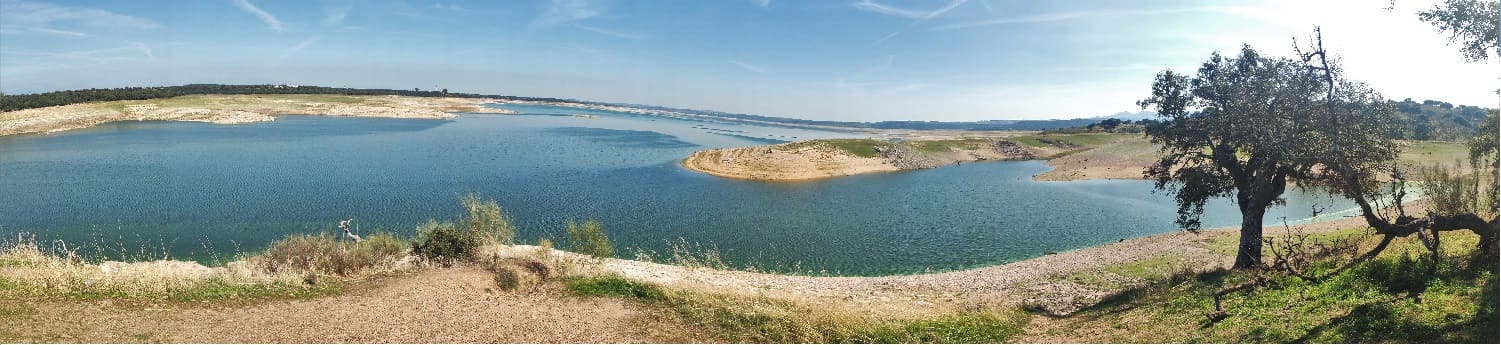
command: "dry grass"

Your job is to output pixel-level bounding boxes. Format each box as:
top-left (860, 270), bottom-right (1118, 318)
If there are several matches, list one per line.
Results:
top-left (0, 234), bottom-right (328, 301)
top-left (254, 232), bottom-right (409, 278)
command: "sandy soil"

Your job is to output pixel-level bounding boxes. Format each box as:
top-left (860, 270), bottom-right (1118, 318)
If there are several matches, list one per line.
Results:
top-left (0, 94), bottom-right (515, 137)
top-left (0, 267), bottom-right (709, 343)
top-left (681, 144), bottom-right (900, 180)
top-left (1033, 138), bottom-right (1160, 181)
top-left (681, 139), bottom-right (1034, 181)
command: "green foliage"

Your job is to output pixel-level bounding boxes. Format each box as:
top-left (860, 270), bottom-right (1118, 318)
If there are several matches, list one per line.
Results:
top-left (1137, 42), bottom-right (1400, 267)
top-left (1422, 162), bottom-right (1488, 217)
top-left (567, 219), bottom-right (614, 258)
top-left (460, 193), bottom-right (514, 245)
top-left (412, 219), bottom-right (476, 264)
top-left (1419, 0), bottom-right (1500, 62)
top-left (257, 232), bottom-right (406, 277)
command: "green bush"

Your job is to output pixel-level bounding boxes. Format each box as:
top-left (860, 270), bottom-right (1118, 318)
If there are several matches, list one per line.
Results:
top-left (461, 193), bottom-right (515, 245)
top-left (567, 219), bottom-right (614, 258)
top-left (257, 232), bottom-right (406, 277)
top-left (412, 219), bottom-right (476, 265)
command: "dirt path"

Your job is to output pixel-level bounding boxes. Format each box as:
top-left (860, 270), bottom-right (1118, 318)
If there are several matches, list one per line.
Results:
top-left (0, 267), bottom-right (708, 343)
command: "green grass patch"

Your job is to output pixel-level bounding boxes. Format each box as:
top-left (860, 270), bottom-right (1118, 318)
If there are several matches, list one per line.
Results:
top-left (912, 139), bottom-right (991, 153)
top-left (1105, 255), bottom-right (1188, 280)
top-left (787, 139), bottom-right (895, 158)
top-left (1399, 140), bottom-right (1471, 170)
top-left (1008, 136), bottom-right (1048, 148)
top-left (563, 275), bottom-right (666, 302)
top-left (1054, 232), bottom-right (1497, 343)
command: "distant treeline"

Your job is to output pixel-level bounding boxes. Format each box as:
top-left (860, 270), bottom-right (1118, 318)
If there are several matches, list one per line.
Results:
top-left (1062, 99), bottom-right (1493, 142)
top-left (0, 84), bottom-right (580, 112)
top-left (611, 102), bottom-right (1119, 131)
top-left (1392, 98), bottom-right (1490, 141)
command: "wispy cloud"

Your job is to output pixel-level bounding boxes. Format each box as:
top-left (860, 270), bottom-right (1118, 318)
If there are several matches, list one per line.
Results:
top-left (728, 60), bottom-right (767, 74)
top-left (279, 36), bottom-right (320, 59)
top-left (531, 0), bottom-right (602, 28)
top-left (752, 0), bottom-right (770, 7)
top-left (321, 5), bottom-right (350, 27)
top-left (0, 0), bottom-right (159, 37)
top-left (232, 0), bottom-right (283, 32)
top-left (857, 0), bottom-right (969, 44)
top-left (852, 0), bottom-right (967, 20)
top-left (931, 6), bottom-right (1257, 31)
top-left (575, 24), bottom-right (645, 40)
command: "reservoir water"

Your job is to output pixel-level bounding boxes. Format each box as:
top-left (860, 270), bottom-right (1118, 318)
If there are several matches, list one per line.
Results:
top-left (0, 104), bottom-right (1359, 275)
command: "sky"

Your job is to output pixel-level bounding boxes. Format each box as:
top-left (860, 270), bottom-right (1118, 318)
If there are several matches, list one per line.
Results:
top-left (0, 0), bottom-right (1493, 121)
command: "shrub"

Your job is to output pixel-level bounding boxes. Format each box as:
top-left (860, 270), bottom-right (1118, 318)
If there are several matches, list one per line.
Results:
top-left (482, 256), bottom-right (548, 292)
top-left (492, 264), bottom-right (532, 291)
top-left (461, 193), bottom-right (514, 245)
top-left (412, 219), bottom-right (476, 265)
top-left (257, 232), bottom-right (406, 277)
top-left (522, 258), bottom-right (552, 280)
top-left (567, 219), bottom-right (614, 258)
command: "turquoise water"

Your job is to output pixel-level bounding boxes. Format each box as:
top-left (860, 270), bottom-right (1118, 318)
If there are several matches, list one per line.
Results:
top-left (0, 104), bottom-right (1357, 275)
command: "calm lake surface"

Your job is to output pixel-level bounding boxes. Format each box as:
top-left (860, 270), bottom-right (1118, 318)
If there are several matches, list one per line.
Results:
top-left (0, 104), bottom-right (1359, 275)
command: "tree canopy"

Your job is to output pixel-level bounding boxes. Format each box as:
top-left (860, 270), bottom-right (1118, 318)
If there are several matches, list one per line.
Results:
top-left (1138, 43), bottom-right (1399, 268)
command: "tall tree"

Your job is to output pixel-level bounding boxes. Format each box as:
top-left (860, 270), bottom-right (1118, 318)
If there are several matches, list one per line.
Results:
top-left (1295, 29), bottom-right (1499, 264)
top-left (1138, 45), bottom-right (1340, 268)
top-left (1418, 0), bottom-right (1501, 62)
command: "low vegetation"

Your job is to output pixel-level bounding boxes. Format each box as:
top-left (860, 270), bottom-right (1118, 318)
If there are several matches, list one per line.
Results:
top-left (1033, 232), bottom-right (1497, 343)
top-left (256, 232), bottom-right (406, 277)
top-left (784, 138), bottom-right (895, 158)
top-left (566, 219), bottom-right (615, 259)
top-left (562, 275), bottom-right (1030, 343)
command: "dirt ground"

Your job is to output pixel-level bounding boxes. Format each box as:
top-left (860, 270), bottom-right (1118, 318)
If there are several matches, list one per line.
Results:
top-left (0, 267), bottom-right (710, 343)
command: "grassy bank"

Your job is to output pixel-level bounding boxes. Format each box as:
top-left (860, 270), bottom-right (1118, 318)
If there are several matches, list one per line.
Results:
top-left (1026, 229), bottom-right (1498, 343)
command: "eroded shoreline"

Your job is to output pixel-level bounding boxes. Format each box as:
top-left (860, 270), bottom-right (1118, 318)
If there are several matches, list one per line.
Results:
top-left (0, 94), bottom-right (516, 137)
top-left (682, 135), bottom-right (1150, 182)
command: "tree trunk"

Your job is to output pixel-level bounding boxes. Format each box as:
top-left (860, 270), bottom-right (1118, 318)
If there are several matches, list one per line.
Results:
top-left (1234, 204), bottom-right (1267, 268)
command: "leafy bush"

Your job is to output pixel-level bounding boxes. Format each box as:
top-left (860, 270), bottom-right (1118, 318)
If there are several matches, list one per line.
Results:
top-left (412, 219), bottom-right (476, 265)
top-left (567, 219), bottom-right (614, 258)
top-left (257, 232), bottom-right (406, 277)
top-left (461, 193), bottom-right (514, 245)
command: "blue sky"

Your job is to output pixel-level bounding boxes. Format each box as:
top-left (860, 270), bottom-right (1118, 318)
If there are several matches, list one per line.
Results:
top-left (0, 0), bottom-right (1492, 121)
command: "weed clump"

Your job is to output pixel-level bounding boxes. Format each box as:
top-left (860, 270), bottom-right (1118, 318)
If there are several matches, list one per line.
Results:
top-left (257, 232), bottom-right (406, 277)
top-left (461, 193), bottom-right (515, 245)
top-left (567, 219), bottom-right (614, 259)
top-left (412, 220), bottom-right (474, 265)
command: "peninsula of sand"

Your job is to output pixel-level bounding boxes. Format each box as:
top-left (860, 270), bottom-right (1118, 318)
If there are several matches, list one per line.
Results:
top-left (0, 94), bottom-right (517, 137)
top-left (681, 134), bottom-right (1159, 181)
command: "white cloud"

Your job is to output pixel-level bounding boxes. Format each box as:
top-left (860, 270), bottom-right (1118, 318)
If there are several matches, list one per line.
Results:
top-left (753, 0), bottom-right (770, 7)
top-left (232, 0), bottom-right (283, 32)
top-left (930, 6), bottom-right (1259, 31)
top-left (322, 5), bottom-right (350, 27)
top-left (0, 0), bottom-right (159, 37)
top-left (852, 0), bottom-right (968, 20)
top-left (575, 24), bottom-right (644, 40)
top-left (728, 60), bottom-right (767, 74)
top-left (531, 0), bottom-right (602, 28)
